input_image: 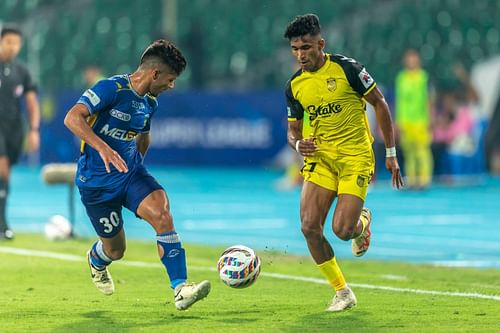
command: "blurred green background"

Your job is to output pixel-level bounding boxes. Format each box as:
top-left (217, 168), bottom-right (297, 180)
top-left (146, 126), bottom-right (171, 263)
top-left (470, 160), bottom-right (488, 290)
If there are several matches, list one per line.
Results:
top-left (2, 0), bottom-right (498, 92)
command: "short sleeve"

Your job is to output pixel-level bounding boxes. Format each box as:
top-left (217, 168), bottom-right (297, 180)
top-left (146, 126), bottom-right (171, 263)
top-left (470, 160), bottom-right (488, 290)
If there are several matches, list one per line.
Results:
top-left (285, 81), bottom-right (304, 121)
top-left (77, 79), bottom-right (116, 114)
top-left (142, 116), bottom-right (152, 133)
top-left (22, 66), bottom-right (37, 93)
top-left (339, 55), bottom-right (376, 96)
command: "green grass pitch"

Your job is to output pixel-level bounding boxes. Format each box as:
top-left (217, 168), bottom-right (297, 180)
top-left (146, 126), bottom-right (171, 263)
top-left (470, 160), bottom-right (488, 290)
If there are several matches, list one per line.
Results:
top-left (1, 234), bottom-right (499, 333)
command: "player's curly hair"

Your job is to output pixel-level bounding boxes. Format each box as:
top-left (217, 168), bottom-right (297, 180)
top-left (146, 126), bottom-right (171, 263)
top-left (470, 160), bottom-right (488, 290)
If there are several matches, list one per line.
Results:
top-left (140, 39), bottom-right (187, 75)
top-left (283, 14), bottom-right (321, 40)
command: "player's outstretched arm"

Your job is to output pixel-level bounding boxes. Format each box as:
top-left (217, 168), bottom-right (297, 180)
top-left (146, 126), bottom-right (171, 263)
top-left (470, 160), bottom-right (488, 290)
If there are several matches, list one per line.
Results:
top-left (64, 104), bottom-right (128, 173)
top-left (364, 87), bottom-right (404, 189)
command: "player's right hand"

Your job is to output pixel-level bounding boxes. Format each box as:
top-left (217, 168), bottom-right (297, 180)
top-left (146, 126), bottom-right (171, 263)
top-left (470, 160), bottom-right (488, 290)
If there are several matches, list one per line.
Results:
top-left (386, 156), bottom-right (404, 189)
top-left (297, 138), bottom-right (316, 157)
top-left (98, 147), bottom-right (128, 173)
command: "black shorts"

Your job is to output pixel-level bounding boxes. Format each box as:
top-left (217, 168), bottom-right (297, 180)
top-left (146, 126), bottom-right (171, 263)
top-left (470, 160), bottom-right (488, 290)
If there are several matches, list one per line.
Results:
top-left (0, 121), bottom-right (25, 165)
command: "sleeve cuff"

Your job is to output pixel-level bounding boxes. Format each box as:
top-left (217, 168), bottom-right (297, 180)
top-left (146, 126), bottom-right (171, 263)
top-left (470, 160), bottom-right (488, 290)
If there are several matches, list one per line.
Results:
top-left (363, 82), bottom-right (377, 96)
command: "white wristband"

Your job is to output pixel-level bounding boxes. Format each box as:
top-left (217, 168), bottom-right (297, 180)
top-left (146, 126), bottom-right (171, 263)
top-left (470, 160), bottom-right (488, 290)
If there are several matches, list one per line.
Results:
top-left (295, 140), bottom-right (301, 152)
top-left (386, 147), bottom-right (397, 158)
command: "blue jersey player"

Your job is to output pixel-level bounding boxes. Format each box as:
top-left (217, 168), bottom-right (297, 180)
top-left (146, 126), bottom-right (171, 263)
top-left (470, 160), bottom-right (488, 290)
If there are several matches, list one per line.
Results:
top-left (64, 40), bottom-right (210, 310)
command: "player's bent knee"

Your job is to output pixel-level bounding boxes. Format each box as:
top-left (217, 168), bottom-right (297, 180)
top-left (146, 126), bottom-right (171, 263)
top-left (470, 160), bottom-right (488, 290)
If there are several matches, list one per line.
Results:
top-left (333, 222), bottom-right (355, 241)
top-left (151, 209), bottom-right (174, 233)
top-left (300, 222), bottom-right (323, 240)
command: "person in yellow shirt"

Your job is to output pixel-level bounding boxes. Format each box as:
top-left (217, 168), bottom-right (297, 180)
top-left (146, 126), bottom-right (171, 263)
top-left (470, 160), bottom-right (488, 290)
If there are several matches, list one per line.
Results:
top-left (395, 49), bottom-right (433, 189)
top-left (284, 14), bottom-right (403, 312)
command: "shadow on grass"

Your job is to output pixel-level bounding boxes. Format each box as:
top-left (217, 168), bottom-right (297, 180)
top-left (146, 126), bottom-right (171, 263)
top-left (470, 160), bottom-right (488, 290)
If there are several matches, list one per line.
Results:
top-left (48, 310), bottom-right (207, 333)
top-left (283, 309), bottom-right (379, 333)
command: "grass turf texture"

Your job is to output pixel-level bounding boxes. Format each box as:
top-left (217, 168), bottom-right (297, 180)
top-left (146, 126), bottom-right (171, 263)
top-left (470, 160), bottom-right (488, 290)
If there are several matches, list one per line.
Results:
top-left (1, 234), bottom-right (499, 333)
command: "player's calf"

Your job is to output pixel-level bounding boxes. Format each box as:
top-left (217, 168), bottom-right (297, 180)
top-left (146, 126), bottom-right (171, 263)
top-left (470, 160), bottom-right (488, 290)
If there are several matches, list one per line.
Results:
top-left (352, 208), bottom-right (372, 257)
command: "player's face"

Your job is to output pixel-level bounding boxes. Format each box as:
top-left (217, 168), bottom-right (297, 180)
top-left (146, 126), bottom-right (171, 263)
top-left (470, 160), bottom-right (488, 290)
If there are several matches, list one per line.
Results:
top-left (404, 51), bottom-right (420, 70)
top-left (149, 68), bottom-right (177, 97)
top-left (0, 33), bottom-right (22, 61)
top-left (290, 34), bottom-right (325, 72)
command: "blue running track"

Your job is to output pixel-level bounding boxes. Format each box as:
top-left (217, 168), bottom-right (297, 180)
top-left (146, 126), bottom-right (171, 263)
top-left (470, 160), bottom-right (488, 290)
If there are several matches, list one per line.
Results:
top-left (8, 166), bottom-right (500, 268)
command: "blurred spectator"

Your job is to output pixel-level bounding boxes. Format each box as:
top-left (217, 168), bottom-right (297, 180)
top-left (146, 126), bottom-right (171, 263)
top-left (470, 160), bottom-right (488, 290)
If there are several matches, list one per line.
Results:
top-left (395, 49), bottom-right (433, 190)
top-left (82, 64), bottom-right (105, 87)
top-left (273, 147), bottom-right (303, 191)
top-left (432, 64), bottom-right (479, 177)
top-left (485, 77), bottom-right (500, 175)
top-left (274, 113), bottom-right (303, 191)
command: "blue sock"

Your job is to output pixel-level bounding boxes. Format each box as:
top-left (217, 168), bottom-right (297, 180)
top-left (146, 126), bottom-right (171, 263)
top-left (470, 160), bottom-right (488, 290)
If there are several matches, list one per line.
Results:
top-left (89, 240), bottom-right (112, 269)
top-left (157, 232), bottom-right (187, 289)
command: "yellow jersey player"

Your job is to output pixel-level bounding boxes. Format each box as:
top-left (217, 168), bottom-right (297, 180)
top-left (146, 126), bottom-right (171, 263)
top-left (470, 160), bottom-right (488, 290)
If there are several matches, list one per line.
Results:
top-left (284, 14), bottom-right (403, 312)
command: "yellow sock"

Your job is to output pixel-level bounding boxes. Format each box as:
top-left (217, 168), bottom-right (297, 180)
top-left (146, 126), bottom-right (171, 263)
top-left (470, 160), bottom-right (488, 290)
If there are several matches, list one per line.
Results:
top-left (318, 257), bottom-right (346, 291)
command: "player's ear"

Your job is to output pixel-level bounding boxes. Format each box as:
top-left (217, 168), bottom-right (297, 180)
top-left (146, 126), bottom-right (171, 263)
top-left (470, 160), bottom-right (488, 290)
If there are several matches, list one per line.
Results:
top-left (152, 69), bottom-right (160, 80)
top-left (318, 38), bottom-right (325, 50)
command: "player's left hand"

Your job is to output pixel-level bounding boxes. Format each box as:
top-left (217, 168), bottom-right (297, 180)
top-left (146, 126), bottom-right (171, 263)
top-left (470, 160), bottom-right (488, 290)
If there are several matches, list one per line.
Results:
top-left (27, 129), bottom-right (40, 152)
top-left (386, 156), bottom-right (404, 189)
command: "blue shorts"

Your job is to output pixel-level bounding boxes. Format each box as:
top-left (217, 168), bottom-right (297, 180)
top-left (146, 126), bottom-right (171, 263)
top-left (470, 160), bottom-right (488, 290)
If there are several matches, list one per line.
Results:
top-left (79, 165), bottom-right (163, 238)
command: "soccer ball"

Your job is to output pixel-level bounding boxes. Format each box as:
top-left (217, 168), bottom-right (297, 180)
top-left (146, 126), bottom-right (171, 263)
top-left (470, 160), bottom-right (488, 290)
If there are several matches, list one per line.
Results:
top-left (217, 245), bottom-right (261, 288)
top-left (44, 215), bottom-right (72, 240)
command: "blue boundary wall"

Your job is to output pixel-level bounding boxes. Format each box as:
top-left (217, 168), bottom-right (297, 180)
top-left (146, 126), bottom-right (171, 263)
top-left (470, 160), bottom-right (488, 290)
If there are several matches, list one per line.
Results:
top-left (40, 90), bottom-right (288, 166)
top-left (39, 90), bottom-right (486, 174)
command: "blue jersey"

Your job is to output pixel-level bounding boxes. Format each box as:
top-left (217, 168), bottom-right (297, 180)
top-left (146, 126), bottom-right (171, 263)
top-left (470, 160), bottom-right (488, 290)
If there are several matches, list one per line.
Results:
top-left (75, 75), bottom-right (158, 189)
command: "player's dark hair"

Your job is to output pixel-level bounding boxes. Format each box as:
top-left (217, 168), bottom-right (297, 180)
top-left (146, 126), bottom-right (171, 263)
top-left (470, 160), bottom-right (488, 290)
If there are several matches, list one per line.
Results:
top-left (1, 25), bottom-right (22, 39)
top-left (284, 14), bottom-right (321, 40)
top-left (140, 39), bottom-right (187, 75)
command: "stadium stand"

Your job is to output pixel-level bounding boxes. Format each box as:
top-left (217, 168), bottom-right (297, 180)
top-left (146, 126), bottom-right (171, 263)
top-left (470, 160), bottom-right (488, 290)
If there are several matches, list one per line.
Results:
top-left (1, 0), bottom-right (499, 91)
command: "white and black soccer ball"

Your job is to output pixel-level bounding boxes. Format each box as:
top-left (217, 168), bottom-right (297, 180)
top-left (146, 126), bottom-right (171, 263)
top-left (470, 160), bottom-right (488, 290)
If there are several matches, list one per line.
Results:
top-left (44, 215), bottom-right (72, 241)
top-left (217, 245), bottom-right (261, 288)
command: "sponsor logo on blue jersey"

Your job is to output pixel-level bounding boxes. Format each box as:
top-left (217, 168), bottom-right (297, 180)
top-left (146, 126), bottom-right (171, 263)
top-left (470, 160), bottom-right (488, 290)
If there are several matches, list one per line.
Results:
top-left (99, 124), bottom-right (137, 141)
top-left (131, 100), bottom-right (146, 111)
top-left (110, 109), bottom-right (131, 121)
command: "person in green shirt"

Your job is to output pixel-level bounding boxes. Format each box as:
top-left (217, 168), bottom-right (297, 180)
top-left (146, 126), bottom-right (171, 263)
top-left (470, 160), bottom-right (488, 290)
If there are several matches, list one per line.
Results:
top-left (82, 64), bottom-right (105, 88)
top-left (395, 49), bottom-right (433, 189)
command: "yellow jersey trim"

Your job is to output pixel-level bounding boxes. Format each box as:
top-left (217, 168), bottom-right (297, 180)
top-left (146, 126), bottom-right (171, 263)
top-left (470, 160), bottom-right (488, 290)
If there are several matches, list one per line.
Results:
top-left (363, 82), bottom-right (377, 96)
top-left (80, 114), bottom-right (98, 153)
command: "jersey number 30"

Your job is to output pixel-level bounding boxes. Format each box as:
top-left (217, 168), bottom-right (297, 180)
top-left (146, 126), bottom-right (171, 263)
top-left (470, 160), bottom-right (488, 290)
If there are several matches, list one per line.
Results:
top-left (99, 211), bottom-right (120, 233)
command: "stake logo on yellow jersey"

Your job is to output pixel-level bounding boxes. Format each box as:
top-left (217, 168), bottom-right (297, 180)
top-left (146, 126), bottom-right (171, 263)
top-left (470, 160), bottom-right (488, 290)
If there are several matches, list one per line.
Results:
top-left (286, 54), bottom-right (376, 156)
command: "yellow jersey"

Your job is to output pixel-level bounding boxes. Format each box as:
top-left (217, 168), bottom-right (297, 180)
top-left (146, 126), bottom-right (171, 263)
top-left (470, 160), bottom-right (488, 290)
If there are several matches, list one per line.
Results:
top-left (286, 54), bottom-right (377, 156)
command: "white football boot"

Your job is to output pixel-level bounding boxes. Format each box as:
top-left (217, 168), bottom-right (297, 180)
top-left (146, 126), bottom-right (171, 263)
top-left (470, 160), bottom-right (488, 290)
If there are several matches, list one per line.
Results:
top-left (87, 251), bottom-right (114, 295)
top-left (326, 285), bottom-right (357, 312)
top-left (352, 208), bottom-right (372, 257)
top-left (174, 280), bottom-right (211, 310)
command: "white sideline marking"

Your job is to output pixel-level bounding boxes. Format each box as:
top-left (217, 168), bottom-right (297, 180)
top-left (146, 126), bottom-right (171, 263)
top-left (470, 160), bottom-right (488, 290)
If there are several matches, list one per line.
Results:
top-left (261, 273), bottom-right (500, 301)
top-left (379, 274), bottom-right (407, 281)
top-left (1, 246), bottom-right (500, 301)
top-left (432, 260), bottom-right (500, 268)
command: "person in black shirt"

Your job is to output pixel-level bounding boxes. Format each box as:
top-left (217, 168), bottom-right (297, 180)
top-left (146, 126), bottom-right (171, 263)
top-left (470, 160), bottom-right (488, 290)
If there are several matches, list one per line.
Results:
top-left (0, 25), bottom-right (40, 240)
